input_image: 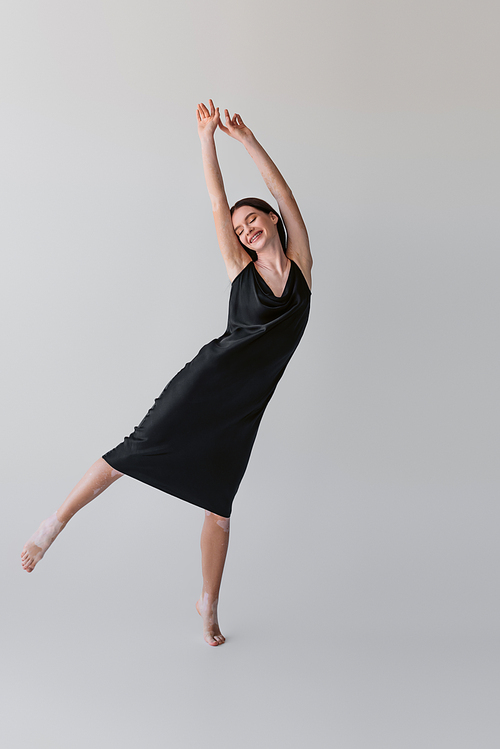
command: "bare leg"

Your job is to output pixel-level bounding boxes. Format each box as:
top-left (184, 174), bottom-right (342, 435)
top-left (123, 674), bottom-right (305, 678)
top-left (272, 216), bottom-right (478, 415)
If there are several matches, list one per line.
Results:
top-left (21, 458), bottom-right (123, 573)
top-left (196, 510), bottom-right (230, 646)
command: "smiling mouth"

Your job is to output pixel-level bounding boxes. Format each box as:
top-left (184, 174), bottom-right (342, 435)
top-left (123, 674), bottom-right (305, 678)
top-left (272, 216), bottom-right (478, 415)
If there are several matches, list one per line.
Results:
top-left (250, 231), bottom-right (262, 243)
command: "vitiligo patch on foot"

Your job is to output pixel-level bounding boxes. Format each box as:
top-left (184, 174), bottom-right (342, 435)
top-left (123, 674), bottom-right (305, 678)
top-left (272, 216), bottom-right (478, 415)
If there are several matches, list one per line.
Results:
top-left (21, 511), bottom-right (65, 572)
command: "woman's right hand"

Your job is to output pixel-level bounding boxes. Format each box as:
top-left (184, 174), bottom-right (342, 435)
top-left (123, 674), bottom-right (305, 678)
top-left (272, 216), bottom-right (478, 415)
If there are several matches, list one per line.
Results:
top-left (197, 99), bottom-right (221, 140)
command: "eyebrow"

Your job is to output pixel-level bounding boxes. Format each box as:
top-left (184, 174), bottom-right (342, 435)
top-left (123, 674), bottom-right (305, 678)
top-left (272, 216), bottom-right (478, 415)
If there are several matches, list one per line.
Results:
top-left (234, 212), bottom-right (256, 232)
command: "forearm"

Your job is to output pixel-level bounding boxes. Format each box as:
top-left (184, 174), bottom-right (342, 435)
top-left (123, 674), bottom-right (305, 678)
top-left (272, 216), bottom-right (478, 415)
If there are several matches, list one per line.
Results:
top-left (242, 134), bottom-right (292, 202)
top-left (200, 136), bottom-right (229, 211)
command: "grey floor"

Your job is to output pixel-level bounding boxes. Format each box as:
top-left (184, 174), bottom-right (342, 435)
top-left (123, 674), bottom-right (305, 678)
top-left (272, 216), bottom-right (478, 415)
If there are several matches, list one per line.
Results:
top-left (5, 468), bottom-right (500, 749)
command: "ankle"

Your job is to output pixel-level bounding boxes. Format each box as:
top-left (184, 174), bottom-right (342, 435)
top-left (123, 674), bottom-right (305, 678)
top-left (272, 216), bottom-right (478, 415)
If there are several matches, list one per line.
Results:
top-left (55, 508), bottom-right (74, 526)
top-left (200, 591), bottom-right (219, 607)
top-left (46, 511), bottom-right (65, 532)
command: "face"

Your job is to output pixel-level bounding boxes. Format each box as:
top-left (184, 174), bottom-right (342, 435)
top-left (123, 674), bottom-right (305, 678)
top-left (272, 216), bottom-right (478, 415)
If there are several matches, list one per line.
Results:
top-left (231, 207), bottom-right (278, 250)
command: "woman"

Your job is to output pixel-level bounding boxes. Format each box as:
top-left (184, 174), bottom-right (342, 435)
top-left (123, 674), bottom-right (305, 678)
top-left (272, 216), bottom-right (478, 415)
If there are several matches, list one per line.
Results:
top-left (21, 100), bottom-right (313, 647)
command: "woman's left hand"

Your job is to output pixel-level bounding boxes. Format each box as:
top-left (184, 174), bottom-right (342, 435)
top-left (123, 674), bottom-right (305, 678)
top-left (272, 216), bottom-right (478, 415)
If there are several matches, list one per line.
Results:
top-left (218, 110), bottom-right (254, 143)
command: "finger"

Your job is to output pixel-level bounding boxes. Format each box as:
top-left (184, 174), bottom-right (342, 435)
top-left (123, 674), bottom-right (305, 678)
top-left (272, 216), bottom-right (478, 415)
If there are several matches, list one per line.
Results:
top-left (196, 109), bottom-right (201, 122)
top-left (209, 99), bottom-right (215, 115)
top-left (200, 102), bottom-right (209, 117)
top-left (225, 108), bottom-right (231, 121)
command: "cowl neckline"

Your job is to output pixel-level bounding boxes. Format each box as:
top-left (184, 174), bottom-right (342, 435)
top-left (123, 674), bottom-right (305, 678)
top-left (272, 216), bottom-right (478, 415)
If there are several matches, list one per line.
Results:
top-left (251, 258), bottom-right (293, 299)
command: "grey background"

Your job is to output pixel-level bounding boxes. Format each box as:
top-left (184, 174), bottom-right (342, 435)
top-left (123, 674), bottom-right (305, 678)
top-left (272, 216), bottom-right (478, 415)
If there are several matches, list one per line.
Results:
top-left (2, 0), bottom-right (499, 747)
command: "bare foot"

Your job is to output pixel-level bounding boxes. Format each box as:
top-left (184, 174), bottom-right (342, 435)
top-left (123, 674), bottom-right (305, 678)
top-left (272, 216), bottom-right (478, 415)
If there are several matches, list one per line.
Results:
top-left (21, 512), bottom-right (66, 572)
top-left (196, 593), bottom-right (226, 646)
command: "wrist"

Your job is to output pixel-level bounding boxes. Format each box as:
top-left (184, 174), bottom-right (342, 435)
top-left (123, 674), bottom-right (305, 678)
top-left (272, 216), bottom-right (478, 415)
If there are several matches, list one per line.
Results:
top-left (241, 131), bottom-right (256, 147)
top-left (242, 132), bottom-right (259, 152)
top-left (199, 131), bottom-right (216, 145)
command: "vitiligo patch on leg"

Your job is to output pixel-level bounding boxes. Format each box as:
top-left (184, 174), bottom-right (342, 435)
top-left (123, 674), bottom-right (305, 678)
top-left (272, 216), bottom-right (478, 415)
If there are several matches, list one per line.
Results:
top-left (216, 517), bottom-right (230, 533)
top-left (92, 481), bottom-right (109, 497)
top-left (205, 510), bottom-right (230, 533)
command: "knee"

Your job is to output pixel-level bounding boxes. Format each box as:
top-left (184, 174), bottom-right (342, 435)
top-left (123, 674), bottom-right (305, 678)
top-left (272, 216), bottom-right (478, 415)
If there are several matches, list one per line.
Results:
top-left (99, 458), bottom-right (123, 480)
top-left (205, 510), bottom-right (230, 532)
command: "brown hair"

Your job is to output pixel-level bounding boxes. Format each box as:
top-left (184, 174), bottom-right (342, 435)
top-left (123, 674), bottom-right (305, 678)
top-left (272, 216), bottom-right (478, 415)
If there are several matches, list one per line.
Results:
top-left (229, 197), bottom-right (287, 261)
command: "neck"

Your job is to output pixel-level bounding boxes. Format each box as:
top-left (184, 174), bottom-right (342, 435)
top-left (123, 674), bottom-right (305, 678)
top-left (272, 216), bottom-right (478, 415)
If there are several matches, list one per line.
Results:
top-left (254, 244), bottom-right (288, 272)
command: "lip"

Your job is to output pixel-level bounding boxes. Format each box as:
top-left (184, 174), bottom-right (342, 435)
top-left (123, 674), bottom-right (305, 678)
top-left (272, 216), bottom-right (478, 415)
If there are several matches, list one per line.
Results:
top-left (249, 231), bottom-right (262, 244)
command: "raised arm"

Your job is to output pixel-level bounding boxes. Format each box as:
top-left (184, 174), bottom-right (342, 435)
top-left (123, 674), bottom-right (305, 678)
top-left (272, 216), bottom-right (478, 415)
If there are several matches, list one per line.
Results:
top-left (197, 100), bottom-right (251, 282)
top-left (218, 110), bottom-right (313, 283)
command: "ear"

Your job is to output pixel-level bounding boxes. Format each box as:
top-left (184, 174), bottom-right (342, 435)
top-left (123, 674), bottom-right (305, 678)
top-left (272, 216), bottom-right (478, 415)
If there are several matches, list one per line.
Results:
top-left (270, 212), bottom-right (278, 224)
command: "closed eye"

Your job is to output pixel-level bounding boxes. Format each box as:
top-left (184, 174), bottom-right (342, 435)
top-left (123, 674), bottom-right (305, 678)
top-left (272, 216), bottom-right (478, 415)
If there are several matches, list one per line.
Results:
top-left (236, 216), bottom-right (256, 237)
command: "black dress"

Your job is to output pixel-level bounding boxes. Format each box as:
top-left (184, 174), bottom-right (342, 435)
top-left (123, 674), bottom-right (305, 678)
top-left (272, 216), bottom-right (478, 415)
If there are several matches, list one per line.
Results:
top-left (102, 257), bottom-right (311, 517)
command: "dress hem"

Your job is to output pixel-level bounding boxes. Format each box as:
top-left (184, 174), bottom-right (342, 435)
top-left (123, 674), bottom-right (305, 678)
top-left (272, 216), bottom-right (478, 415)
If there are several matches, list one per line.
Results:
top-left (101, 455), bottom-right (233, 518)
